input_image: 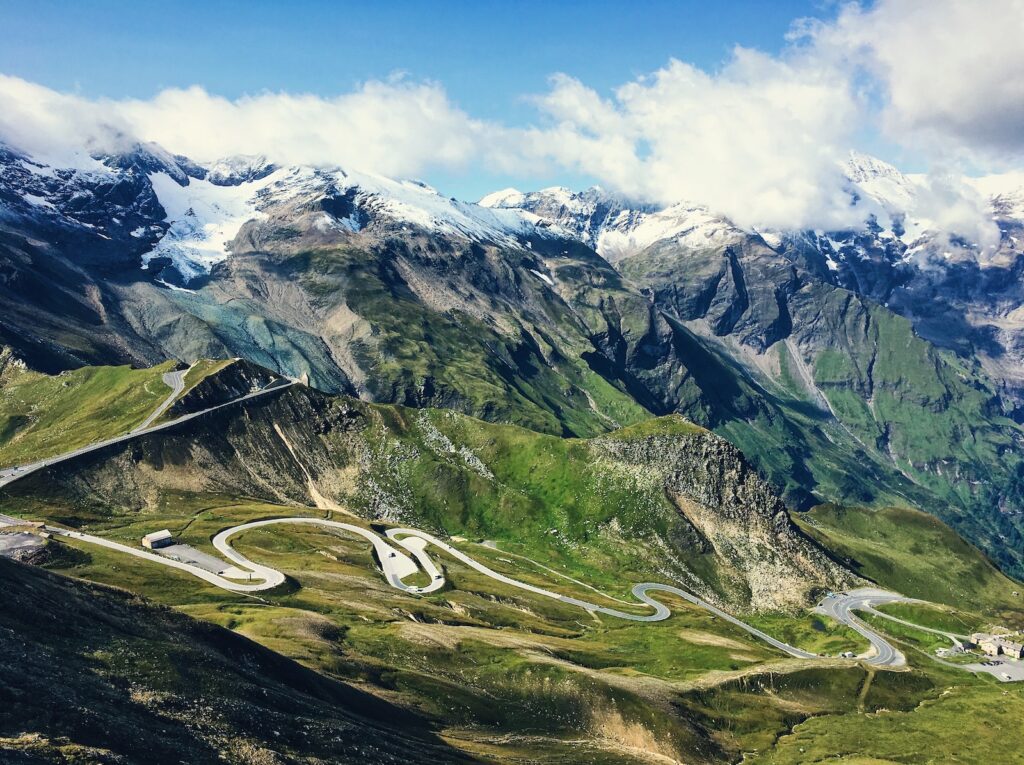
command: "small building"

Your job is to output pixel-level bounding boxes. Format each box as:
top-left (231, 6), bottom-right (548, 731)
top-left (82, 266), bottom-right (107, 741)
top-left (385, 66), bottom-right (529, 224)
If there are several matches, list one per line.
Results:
top-left (971, 632), bottom-right (1024, 659)
top-left (1002, 641), bottom-right (1024, 660)
top-left (978, 638), bottom-right (1003, 657)
top-left (142, 529), bottom-right (173, 549)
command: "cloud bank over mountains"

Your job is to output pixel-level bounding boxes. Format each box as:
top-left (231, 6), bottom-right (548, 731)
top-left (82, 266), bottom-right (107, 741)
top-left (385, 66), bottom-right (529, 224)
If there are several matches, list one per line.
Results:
top-left (807, 0), bottom-right (1024, 162)
top-left (0, 74), bottom-right (492, 178)
top-left (1, 0), bottom-right (1021, 239)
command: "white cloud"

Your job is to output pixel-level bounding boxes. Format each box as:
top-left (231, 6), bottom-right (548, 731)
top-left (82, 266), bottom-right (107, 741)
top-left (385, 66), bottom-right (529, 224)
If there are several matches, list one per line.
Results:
top-left (802, 0), bottom-right (1024, 167)
top-left (922, 172), bottom-right (1002, 247)
top-left (522, 50), bottom-right (865, 230)
top-left (0, 76), bottom-right (135, 164)
top-left (0, 74), bottom-right (491, 178)
top-left (516, 0), bottom-right (1024, 236)
top-left (1, 0), bottom-right (1022, 244)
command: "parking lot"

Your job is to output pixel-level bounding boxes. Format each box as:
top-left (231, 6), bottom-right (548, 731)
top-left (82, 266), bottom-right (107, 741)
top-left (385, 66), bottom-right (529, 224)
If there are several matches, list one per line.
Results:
top-left (155, 543), bottom-right (232, 575)
top-left (963, 658), bottom-right (1024, 682)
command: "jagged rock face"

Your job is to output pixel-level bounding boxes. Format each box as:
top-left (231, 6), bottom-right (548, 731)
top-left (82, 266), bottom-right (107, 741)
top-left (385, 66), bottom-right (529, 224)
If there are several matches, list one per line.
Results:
top-left (0, 145), bottom-right (165, 269)
top-left (165, 359), bottom-right (283, 417)
top-left (591, 432), bottom-right (855, 610)
top-left (493, 157), bottom-right (1024, 409)
top-left (620, 234), bottom-right (800, 352)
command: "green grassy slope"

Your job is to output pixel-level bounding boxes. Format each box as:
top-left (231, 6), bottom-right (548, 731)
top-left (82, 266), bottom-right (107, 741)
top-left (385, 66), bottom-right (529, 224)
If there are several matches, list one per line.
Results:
top-left (178, 358), bottom-right (234, 396)
top-left (810, 298), bottom-right (1024, 575)
top-left (24, 498), bottom-right (870, 764)
top-left (6, 356), bottom-right (1024, 762)
top-left (751, 677), bottom-right (1024, 764)
top-left (797, 504), bottom-right (1024, 623)
top-left (0, 355), bottom-right (177, 468)
top-left (0, 555), bottom-right (467, 765)
top-left (872, 601), bottom-right (984, 635)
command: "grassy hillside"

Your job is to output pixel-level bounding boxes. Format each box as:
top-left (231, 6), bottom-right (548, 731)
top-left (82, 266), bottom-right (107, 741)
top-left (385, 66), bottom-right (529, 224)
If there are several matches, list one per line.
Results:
top-left (0, 555), bottom-right (466, 765)
top-left (0, 354), bottom-right (178, 468)
top-left (751, 677), bottom-right (1024, 764)
top-left (4, 358), bottom-right (1024, 761)
top-left (3, 374), bottom-right (853, 613)
top-left (808, 298), bottom-right (1024, 576)
top-left (1, 497), bottom-right (863, 764)
top-left (797, 504), bottom-right (1024, 623)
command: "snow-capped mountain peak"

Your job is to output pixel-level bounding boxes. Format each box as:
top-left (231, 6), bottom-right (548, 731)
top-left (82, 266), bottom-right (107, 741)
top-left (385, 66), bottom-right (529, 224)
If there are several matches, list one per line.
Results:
top-left (478, 187), bottom-right (525, 208)
top-left (842, 150), bottom-right (908, 184)
top-left (0, 142), bottom-right (566, 286)
top-left (479, 183), bottom-right (739, 260)
top-left (204, 155), bottom-right (277, 186)
top-left (141, 167), bottom-right (285, 282)
top-left (100, 142), bottom-right (205, 187)
top-left (141, 161), bottom-right (558, 282)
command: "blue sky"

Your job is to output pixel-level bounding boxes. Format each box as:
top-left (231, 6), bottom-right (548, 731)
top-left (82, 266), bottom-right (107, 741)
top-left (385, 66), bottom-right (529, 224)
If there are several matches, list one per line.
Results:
top-left (0, 0), bottom-right (834, 198)
top-left (2, 0), bottom-right (1019, 233)
top-left (0, 0), bottom-right (824, 106)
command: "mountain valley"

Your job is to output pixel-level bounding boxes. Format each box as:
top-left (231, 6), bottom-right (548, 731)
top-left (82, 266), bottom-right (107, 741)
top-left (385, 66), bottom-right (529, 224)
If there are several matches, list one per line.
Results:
top-left (4, 139), bottom-right (1024, 764)
top-left (3, 142), bottom-right (1023, 577)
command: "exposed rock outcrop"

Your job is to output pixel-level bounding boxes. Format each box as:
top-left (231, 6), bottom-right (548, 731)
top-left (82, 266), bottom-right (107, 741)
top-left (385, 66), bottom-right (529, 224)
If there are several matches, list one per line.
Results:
top-left (592, 426), bottom-right (856, 610)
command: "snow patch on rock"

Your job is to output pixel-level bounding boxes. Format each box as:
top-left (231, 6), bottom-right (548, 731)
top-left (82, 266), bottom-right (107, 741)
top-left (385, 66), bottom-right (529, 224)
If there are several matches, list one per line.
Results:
top-left (142, 170), bottom-right (281, 281)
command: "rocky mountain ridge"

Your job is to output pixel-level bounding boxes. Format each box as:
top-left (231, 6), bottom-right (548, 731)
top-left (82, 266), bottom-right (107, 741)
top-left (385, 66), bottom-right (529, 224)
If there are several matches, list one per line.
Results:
top-left (2, 139), bottom-right (1024, 579)
top-left (0, 142), bottom-right (555, 287)
top-left (484, 153), bottom-right (1024, 406)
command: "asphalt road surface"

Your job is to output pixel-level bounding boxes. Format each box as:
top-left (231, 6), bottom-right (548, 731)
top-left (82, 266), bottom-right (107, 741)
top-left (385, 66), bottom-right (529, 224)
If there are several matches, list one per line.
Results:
top-left (29, 516), bottom-right (1024, 681)
top-left (386, 528), bottom-right (821, 658)
top-left (0, 377), bottom-right (294, 489)
top-left (131, 367), bottom-right (190, 433)
top-left (0, 370), bottom-right (987, 674)
top-left (817, 589), bottom-right (909, 667)
top-left (30, 516), bottom-right (912, 665)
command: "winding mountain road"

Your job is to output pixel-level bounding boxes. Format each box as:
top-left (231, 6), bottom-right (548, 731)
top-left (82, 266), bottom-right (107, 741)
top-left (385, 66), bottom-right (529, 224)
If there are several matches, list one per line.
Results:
top-left (817, 590), bottom-right (910, 667)
top-left (131, 367), bottom-right (190, 433)
top-left (387, 528), bottom-right (822, 658)
top-left (33, 514), bottom-right (914, 666)
top-left (0, 370), bottom-right (925, 670)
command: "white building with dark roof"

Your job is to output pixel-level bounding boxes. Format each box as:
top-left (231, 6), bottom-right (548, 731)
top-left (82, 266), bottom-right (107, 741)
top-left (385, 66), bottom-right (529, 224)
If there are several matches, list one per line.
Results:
top-left (141, 529), bottom-right (173, 549)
